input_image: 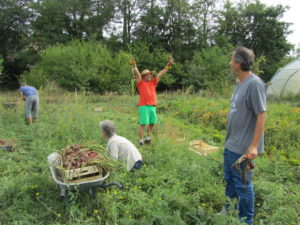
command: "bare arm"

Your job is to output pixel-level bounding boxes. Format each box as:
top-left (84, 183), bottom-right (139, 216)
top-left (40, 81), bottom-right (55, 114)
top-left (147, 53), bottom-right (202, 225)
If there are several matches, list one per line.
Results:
top-left (108, 142), bottom-right (119, 160)
top-left (245, 112), bottom-right (267, 160)
top-left (156, 56), bottom-right (174, 83)
top-left (131, 58), bottom-right (142, 85)
top-left (20, 92), bottom-right (25, 100)
top-left (156, 67), bottom-right (169, 83)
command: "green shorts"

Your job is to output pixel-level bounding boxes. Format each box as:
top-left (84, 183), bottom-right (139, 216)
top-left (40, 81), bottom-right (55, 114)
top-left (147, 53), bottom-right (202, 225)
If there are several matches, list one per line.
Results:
top-left (138, 105), bottom-right (157, 125)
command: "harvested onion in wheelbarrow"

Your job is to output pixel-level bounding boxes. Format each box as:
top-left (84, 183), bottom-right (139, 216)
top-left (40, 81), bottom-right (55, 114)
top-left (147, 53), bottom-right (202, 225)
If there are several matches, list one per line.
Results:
top-left (59, 144), bottom-right (112, 182)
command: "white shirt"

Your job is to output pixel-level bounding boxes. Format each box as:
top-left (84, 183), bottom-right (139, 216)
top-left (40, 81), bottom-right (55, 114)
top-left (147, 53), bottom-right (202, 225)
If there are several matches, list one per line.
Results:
top-left (107, 135), bottom-right (142, 171)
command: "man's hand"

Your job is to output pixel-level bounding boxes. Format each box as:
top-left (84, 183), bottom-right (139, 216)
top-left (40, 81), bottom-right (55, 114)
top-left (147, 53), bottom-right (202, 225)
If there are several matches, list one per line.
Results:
top-left (167, 55), bottom-right (174, 65)
top-left (245, 145), bottom-right (258, 160)
top-left (130, 58), bottom-right (136, 66)
top-left (20, 92), bottom-right (26, 101)
top-left (131, 57), bottom-right (142, 84)
top-left (165, 55), bottom-right (174, 70)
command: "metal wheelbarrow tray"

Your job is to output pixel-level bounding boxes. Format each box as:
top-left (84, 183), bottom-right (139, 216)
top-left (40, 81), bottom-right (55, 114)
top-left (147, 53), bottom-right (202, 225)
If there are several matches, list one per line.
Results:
top-left (49, 166), bottom-right (122, 201)
top-left (0, 139), bottom-right (16, 152)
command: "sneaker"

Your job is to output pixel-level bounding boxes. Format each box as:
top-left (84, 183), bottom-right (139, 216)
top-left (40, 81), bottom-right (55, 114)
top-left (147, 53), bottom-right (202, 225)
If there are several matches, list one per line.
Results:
top-left (144, 137), bottom-right (151, 144)
top-left (139, 140), bottom-right (144, 146)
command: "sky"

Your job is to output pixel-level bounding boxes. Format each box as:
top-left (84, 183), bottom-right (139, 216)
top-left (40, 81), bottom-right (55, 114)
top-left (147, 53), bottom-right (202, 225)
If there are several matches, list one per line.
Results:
top-left (259, 0), bottom-right (300, 47)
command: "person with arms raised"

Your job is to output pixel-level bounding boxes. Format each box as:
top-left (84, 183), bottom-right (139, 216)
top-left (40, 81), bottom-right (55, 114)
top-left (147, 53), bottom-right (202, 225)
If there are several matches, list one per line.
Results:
top-left (131, 56), bottom-right (174, 145)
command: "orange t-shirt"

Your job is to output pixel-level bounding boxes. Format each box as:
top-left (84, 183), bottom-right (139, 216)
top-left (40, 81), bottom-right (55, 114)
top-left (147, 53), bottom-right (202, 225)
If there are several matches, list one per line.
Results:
top-left (137, 78), bottom-right (158, 106)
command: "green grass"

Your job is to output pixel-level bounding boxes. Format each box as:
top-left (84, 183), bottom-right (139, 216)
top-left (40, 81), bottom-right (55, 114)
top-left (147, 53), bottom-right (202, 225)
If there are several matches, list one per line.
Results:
top-left (0, 91), bottom-right (299, 225)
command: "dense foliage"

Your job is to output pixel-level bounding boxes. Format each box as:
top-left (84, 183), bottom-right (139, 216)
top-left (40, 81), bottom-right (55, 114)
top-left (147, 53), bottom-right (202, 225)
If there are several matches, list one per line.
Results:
top-left (0, 0), bottom-right (296, 90)
top-left (25, 41), bottom-right (132, 93)
top-left (0, 91), bottom-right (299, 224)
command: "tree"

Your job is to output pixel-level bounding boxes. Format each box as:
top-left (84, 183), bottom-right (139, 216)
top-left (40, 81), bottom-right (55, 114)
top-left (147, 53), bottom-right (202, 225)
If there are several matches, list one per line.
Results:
top-left (65, 0), bottom-right (115, 40)
top-left (134, 0), bottom-right (198, 62)
top-left (184, 46), bottom-right (233, 91)
top-left (114, 0), bottom-right (144, 48)
top-left (25, 41), bottom-right (132, 93)
top-left (133, 0), bottom-right (166, 51)
top-left (31, 0), bottom-right (115, 45)
top-left (31, 0), bottom-right (71, 47)
top-left (191, 0), bottom-right (217, 49)
top-left (0, 0), bottom-right (34, 88)
top-left (164, 0), bottom-right (196, 61)
top-left (215, 0), bottom-right (292, 80)
top-left (85, 0), bottom-right (115, 40)
top-left (0, 57), bottom-right (3, 75)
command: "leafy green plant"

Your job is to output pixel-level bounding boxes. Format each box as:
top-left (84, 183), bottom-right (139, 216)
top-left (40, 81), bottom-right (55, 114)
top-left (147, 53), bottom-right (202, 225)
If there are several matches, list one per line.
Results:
top-left (0, 91), bottom-right (299, 225)
top-left (25, 41), bottom-right (132, 93)
top-left (184, 45), bottom-right (234, 92)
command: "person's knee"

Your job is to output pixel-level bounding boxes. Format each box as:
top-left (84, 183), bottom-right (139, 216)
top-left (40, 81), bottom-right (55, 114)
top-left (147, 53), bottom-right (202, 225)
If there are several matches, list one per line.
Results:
top-left (235, 183), bottom-right (253, 198)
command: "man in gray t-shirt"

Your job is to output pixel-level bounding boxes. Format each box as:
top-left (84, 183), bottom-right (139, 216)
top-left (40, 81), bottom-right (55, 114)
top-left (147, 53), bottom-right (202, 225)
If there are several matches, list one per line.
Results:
top-left (223, 46), bottom-right (267, 225)
top-left (225, 74), bottom-right (266, 155)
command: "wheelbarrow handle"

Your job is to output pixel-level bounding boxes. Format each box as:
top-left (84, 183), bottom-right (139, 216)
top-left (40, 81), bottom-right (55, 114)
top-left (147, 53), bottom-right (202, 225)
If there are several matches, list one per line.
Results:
top-left (99, 182), bottom-right (123, 190)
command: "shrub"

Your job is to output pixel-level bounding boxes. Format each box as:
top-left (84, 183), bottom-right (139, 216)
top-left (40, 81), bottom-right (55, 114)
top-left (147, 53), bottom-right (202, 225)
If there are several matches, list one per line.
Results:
top-left (25, 40), bottom-right (132, 94)
top-left (184, 45), bottom-right (234, 92)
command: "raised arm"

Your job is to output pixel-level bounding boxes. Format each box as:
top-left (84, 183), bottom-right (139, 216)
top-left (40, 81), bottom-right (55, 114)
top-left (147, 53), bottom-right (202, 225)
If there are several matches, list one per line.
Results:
top-left (156, 55), bottom-right (174, 83)
top-left (131, 58), bottom-right (142, 85)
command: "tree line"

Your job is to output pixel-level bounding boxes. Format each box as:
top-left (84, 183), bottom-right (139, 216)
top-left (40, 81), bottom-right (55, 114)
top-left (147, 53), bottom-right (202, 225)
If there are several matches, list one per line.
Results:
top-left (0, 0), bottom-right (295, 92)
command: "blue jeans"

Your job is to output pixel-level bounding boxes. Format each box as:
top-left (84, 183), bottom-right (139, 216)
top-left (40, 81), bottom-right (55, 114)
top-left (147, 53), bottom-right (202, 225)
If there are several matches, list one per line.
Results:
top-left (25, 95), bottom-right (39, 119)
top-left (224, 148), bottom-right (254, 225)
top-left (132, 160), bottom-right (143, 170)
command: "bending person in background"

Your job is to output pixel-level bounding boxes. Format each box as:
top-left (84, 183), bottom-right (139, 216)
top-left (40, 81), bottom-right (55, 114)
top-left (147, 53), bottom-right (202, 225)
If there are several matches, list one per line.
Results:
top-left (131, 56), bottom-right (174, 145)
top-left (224, 46), bottom-right (267, 225)
top-left (99, 120), bottom-right (143, 171)
top-left (19, 83), bottom-right (39, 124)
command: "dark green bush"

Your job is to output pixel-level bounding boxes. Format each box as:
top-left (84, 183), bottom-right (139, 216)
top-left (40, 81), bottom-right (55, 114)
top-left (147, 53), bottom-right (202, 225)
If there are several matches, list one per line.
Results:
top-left (25, 40), bottom-right (132, 94)
top-left (184, 45), bottom-right (234, 92)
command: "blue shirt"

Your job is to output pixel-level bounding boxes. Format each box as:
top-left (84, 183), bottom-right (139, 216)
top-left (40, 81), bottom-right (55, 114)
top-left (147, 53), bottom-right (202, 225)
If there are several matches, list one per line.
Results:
top-left (20, 86), bottom-right (38, 97)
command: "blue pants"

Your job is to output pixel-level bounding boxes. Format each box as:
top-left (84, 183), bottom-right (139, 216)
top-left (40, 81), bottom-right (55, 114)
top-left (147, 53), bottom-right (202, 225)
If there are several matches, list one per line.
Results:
top-left (133, 160), bottom-right (143, 169)
top-left (224, 148), bottom-right (254, 225)
top-left (25, 95), bottom-right (39, 119)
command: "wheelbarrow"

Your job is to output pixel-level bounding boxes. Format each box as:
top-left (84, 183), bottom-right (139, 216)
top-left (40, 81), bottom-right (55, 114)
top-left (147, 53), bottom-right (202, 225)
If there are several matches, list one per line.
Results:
top-left (0, 145), bottom-right (13, 152)
top-left (0, 139), bottom-right (16, 152)
top-left (49, 165), bottom-right (123, 202)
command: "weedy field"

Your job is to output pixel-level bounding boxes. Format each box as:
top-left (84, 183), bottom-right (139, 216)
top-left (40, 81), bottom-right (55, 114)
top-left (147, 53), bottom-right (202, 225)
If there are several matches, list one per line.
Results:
top-left (0, 89), bottom-right (299, 225)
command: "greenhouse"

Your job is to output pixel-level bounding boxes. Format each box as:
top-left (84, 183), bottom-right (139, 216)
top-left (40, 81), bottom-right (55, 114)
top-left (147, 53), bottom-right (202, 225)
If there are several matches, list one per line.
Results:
top-left (267, 58), bottom-right (300, 97)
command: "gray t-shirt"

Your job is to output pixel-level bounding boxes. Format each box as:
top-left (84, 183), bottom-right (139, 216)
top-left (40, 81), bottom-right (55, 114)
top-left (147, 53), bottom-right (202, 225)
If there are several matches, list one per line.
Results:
top-left (107, 135), bottom-right (142, 171)
top-left (225, 74), bottom-right (267, 155)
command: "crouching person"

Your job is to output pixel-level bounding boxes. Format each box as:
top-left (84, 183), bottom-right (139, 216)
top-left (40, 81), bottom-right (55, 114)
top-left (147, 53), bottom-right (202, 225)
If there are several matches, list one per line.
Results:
top-left (99, 120), bottom-right (143, 171)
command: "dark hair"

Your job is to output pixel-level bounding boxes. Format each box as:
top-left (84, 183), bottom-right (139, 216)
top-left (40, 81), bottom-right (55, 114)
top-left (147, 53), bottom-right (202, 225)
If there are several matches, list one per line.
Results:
top-left (232, 46), bottom-right (255, 71)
